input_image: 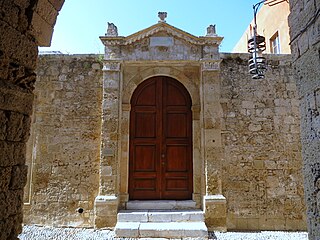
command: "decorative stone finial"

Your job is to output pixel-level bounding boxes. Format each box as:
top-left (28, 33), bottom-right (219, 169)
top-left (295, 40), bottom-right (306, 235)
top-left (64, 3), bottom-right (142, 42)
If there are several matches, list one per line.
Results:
top-left (106, 22), bottom-right (118, 37)
top-left (206, 24), bottom-right (217, 37)
top-left (158, 12), bottom-right (167, 22)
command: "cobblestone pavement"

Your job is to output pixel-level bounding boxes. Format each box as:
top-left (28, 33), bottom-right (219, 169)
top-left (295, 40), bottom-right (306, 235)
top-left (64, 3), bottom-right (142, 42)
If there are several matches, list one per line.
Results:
top-left (19, 225), bottom-right (309, 240)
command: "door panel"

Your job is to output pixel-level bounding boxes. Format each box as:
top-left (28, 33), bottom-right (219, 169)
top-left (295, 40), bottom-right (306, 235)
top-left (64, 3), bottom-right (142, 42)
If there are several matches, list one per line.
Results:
top-left (166, 113), bottom-right (188, 138)
top-left (134, 178), bottom-right (157, 191)
top-left (166, 83), bottom-right (186, 106)
top-left (136, 82), bottom-right (157, 106)
top-left (133, 145), bottom-right (156, 172)
top-left (165, 177), bottom-right (188, 191)
top-left (135, 112), bottom-right (156, 138)
top-left (129, 76), bottom-right (192, 200)
top-left (166, 145), bottom-right (188, 172)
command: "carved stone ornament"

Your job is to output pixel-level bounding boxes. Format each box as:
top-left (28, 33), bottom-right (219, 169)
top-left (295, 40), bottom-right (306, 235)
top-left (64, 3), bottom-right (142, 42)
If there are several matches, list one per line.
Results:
top-left (158, 12), bottom-right (167, 22)
top-left (202, 61), bottom-right (220, 71)
top-left (106, 22), bottom-right (118, 37)
top-left (206, 24), bottom-right (217, 37)
top-left (103, 62), bottom-right (121, 72)
top-left (100, 21), bottom-right (223, 47)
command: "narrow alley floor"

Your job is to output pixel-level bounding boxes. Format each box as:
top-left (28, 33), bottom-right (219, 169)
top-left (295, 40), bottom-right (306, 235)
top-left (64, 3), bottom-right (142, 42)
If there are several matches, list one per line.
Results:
top-left (19, 225), bottom-right (308, 240)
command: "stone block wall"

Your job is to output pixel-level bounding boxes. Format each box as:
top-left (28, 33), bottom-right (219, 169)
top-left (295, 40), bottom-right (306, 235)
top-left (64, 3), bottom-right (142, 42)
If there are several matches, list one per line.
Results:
top-left (220, 53), bottom-right (306, 230)
top-left (24, 52), bottom-right (307, 231)
top-left (0, 0), bottom-right (64, 238)
top-left (288, 0), bottom-right (320, 239)
top-left (1, 1), bottom-right (37, 239)
top-left (23, 54), bottom-right (103, 227)
top-left (0, 0), bottom-right (315, 237)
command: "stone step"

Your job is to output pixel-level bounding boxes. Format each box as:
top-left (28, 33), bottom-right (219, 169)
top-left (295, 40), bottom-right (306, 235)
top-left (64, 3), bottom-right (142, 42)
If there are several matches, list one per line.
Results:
top-left (118, 210), bottom-right (204, 223)
top-left (115, 221), bottom-right (208, 239)
top-left (126, 200), bottom-right (197, 210)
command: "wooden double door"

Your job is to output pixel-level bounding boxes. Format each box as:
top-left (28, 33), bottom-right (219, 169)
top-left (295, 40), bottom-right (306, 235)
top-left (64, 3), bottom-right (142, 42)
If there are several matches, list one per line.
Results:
top-left (129, 76), bottom-right (193, 200)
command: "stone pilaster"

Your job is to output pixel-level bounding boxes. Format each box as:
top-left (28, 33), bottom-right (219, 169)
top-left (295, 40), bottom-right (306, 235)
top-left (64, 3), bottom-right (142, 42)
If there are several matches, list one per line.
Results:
top-left (99, 60), bottom-right (121, 196)
top-left (201, 45), bottom-right (227, 230)
top-left (201, 59), bottom-right (223, 196)
top-left (95, 34), bottom-right (123, 227)
top-left (119, 103), bottom-right (131, 207)
top-left (201, 36), bottom-right (223, 192)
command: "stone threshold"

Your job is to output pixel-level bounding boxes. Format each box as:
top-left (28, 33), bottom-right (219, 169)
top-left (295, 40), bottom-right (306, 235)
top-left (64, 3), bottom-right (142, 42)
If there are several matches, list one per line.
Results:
top-left (126, 200), bottom-right (198, 210)
top-left (118, 209), bottom-right (204, 222)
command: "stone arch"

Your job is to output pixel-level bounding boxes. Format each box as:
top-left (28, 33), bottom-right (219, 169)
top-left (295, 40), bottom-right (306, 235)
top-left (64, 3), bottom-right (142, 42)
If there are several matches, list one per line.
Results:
top-left (122, 66), bottom-right (200, 109)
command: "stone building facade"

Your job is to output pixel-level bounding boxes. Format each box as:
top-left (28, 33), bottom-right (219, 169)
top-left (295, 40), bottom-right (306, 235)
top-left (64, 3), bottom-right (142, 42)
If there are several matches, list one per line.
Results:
top-left (288, 0), bottom-right (320, 239)
top-left (0, 0), bottom-right (319, 239)
top-left (0, 0), bottom-right (318, 239)
top-left (23, 20), bottom-right (306, 232)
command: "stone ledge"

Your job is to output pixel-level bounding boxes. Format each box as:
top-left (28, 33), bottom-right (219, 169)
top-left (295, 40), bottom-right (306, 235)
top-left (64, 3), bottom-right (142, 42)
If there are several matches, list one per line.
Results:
top-left (126, 200), bottom-right (197, 210)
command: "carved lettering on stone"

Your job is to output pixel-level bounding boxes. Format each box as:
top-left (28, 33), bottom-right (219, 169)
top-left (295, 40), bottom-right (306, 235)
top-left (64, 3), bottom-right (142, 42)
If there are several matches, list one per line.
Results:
top-left (103, 62), bottom-right (121, 72)
top-left (150, 37), bottom-right (174, 47)
top-left (202, 61), bottom-right (220, 71)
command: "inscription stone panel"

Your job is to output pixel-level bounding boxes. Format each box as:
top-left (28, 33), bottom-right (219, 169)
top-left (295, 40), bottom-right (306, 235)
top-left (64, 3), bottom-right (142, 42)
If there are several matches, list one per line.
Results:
top-left (150, 37), bottom-right (174, 46)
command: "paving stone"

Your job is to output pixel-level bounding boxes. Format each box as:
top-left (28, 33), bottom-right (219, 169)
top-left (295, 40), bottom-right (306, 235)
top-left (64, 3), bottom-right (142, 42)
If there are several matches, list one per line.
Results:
top-left (18, 225), bottom-right (309, 239)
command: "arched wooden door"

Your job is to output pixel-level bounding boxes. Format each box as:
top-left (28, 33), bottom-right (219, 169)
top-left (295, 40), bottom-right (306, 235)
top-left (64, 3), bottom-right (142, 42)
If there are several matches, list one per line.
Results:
top-left (129, 76), bottom-right (193, 200)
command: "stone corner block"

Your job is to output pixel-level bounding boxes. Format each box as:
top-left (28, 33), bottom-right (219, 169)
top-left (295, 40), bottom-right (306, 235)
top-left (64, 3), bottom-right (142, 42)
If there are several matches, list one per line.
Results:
top-left (94, 195), bottom-right (119, 228)
top-left (203, 195), bottom-right (227, 232)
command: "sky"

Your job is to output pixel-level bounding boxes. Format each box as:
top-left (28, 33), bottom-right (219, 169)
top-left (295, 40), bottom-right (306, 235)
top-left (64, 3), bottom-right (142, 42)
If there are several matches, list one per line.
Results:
top-left (39, 0), bottom-right (262, 54)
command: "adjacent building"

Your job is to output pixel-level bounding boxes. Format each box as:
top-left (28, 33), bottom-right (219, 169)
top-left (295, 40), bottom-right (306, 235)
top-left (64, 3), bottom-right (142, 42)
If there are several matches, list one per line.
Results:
top-left (232, 1), bottom-right (290, 54)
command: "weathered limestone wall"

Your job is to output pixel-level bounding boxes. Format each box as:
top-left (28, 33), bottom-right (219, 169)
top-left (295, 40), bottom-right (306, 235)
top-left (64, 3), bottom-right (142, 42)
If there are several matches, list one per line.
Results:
top-left (23, 55), bottom-right (103, 227)
top-left (0, 0), bottom-right (64, 238)
top-left (23, 52), bottom-right (307, 231)
top-left (288, 0), bottom-right (320, 239)
top-left (220, 53), bottom-right (306, 230)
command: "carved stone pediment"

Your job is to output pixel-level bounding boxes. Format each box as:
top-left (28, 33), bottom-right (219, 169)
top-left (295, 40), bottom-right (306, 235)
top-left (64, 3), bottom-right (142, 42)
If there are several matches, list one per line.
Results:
top-left (100, 22), bottom-right (223, 47)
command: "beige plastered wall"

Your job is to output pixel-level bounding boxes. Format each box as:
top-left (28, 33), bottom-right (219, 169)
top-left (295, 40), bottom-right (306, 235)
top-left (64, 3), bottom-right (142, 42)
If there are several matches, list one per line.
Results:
top-left (232, 1), bottom-right (291, 54)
